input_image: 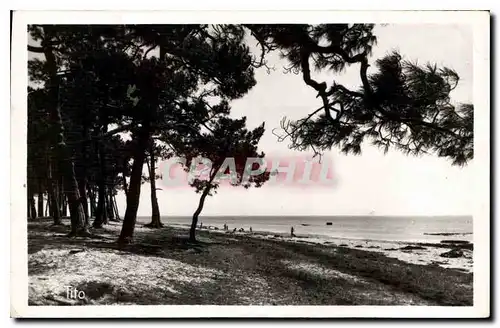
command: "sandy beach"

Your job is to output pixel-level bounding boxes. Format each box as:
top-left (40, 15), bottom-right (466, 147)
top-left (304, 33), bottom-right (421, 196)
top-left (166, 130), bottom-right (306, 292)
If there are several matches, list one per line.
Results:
top-left (172, 223), bottom-right (474, 273)
top-left (252, 234), bottom-right (473, 273)
top-left (28, 218), bottom-right (473, 306)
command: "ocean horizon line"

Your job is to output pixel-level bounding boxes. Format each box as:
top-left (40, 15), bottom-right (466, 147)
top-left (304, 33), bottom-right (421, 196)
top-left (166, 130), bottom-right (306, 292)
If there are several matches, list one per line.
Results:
top-left (137, 214), bottom-right (473, 218)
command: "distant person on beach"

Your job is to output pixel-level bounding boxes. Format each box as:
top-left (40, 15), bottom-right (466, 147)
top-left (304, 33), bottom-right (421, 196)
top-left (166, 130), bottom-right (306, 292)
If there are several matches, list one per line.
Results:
top-left (233, 228), bottom-right (237, 233)
top-left (250, 227), bottom-right (253, 233)
top-left (200, 222), bottom-right (203, 229)
top-left (291, 226), bottom-right (295, 237)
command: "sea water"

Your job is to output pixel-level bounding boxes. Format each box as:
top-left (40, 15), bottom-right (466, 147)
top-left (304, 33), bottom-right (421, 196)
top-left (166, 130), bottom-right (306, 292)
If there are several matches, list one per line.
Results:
top-left (137, 215), bottom-right (473, 243)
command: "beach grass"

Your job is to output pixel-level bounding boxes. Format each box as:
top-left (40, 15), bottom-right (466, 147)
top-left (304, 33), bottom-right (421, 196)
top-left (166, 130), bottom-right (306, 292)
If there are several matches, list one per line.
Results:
top-left (27, 218), bottom-right (473, 306)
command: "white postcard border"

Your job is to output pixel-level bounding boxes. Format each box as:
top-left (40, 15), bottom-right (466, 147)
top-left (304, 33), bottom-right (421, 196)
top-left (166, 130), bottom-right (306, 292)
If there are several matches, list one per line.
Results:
top-left (10, 10), bottom-right (490, 318)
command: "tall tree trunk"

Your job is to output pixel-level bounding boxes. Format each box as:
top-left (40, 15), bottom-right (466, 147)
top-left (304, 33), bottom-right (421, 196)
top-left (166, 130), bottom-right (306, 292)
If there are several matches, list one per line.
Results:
top-left (93, 185), bottom-right (108, 228)
top-left (145, 145), bottom-right (163, 228)
top-left (41, 35), bottom-right (86, 236)
top-left (47, 192), bottom-right (52, 217)
top-left (61, 194), bottom-right (68, 217)
top-left (78, 178), bottom-right (89, 225)
top-left (59, 176), bottom-right (65, 215)
top-left (48, 158), bottom-right (62, 225)
top-left (75, 137), bottom-right (90, 225)
top-left (108, 190), bottom-right (118, 221)
top-left (37, 179), bottom-right (44, 217)
top-left (48, 188), bottom-right (61, 224)
top-left (37, 193), bottom-right (44, 218)
top-left (89, 187), bottom-right (96, 218)
top-left (93, 138), bottom-right (108, 228)
top-left (28, 188), bottom-right (37, 220)
top-left (77, 89), bottom-right (91, 227)
top-left (118, 125), bottom-right (150, 244)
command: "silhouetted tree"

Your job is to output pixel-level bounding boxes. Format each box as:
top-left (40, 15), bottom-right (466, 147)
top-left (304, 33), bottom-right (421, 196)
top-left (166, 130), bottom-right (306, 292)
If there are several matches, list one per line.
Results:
top-left (117, 24), bottom-right (257, 243)
top-left (172, 117), bottom-right (269, 242)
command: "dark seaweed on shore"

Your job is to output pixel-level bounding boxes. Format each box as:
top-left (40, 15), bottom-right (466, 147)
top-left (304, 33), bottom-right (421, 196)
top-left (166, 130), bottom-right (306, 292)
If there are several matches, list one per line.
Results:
top-left (424, 232), bottom-right (472, 236)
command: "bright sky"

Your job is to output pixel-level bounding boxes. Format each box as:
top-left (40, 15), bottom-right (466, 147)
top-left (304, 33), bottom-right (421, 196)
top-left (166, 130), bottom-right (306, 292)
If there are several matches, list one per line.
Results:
top-left (29, 24), bottom-right (474, 216)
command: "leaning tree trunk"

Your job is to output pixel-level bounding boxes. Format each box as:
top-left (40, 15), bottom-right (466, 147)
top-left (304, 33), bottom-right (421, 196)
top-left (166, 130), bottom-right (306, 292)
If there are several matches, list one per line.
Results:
top-left (145, 145), bottom-right (163, 228)
top-left (41, 35), bottom-right (87, 236)
top-left (189, 186), bottom-right (211, 242)
top-left (118, 125), bottom-right (150, 244)
top-left (189, 168), bottom-right (218, 242)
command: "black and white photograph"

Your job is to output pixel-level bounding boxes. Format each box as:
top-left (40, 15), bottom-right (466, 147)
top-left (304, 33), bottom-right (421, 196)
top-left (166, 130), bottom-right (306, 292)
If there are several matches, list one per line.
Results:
top-left (9, 10), bottom-right (490, 318)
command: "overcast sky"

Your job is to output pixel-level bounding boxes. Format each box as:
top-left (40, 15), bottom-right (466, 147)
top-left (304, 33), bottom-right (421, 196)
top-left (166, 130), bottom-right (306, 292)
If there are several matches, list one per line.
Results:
top-left (29, 24), bottom-right (474, 216)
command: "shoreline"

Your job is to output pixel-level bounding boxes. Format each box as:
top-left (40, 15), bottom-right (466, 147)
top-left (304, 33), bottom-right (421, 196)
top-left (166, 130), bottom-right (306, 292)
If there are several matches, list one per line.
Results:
top-left (173, 223), bottom-right (474, 273)
top-left (27, 218), bottom-right (473, 306)
top-left (27, 217), bottom-right (474, 273)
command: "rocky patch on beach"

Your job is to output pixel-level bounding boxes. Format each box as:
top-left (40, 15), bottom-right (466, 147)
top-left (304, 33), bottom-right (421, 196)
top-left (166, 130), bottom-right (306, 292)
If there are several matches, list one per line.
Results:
top-left (439, 240), bottom-right (473, 250)
top-left (400, 245), bottom-right (426, 251)
top-left (440, 249), bottom-right (465, 258)
top-left (424, 232), bottom-right (472, 236)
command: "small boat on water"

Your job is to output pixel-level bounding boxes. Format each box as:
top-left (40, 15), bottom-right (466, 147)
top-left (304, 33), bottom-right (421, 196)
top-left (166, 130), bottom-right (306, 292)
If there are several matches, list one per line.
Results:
top-left (326, 222), bottom-right (332, 226)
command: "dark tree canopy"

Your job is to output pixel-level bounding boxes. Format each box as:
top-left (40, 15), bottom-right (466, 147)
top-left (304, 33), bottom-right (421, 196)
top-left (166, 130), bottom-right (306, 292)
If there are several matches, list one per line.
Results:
top-left (246, 24), bottom-right (473, 166)
top-left (175, 116), bottom-right (269, 194)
